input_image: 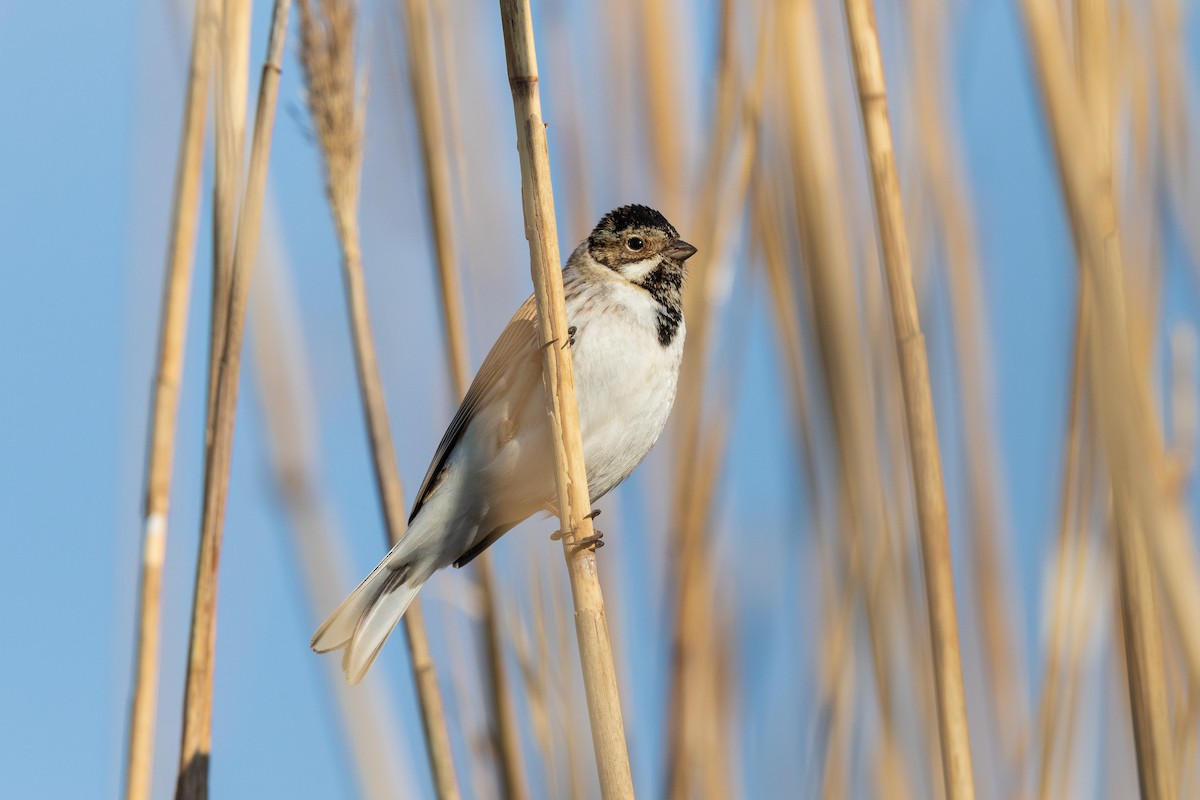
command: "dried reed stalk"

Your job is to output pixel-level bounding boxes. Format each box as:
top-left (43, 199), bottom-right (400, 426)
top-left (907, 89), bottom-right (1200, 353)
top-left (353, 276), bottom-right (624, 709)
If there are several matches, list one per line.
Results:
top-left (497, 1), bottom-right (634, 796)
top-left (909, 0), bottom-right (1026, 777)
top-left (123, 2), bottom-right (217, 798)
top-left (1019, 1), bottom-right (1177, 796)
top-left (755, 122), bottom-right (859, 800)
top-left (476, 561), bottom-right (528, 799)
top-left (1036, 280), bottom-right (1090, 800)
top-left (840, 1), bottom-right (977, 797)
top-left (510, 571), bottom-right (554, 795)
top-left (206, 0), bottom-right (252, 437)
top-left (777, 2), bottom-right (919, 795)
top-left (754, 174), bottom-right (821, 517)
top-left (295, 2), bottom-right (460, 797)
top-left (665, 5), bottom-right (767, 793)
top-left (399, 0), bottom-right (526, 793)
top-left (1126, 0), bottom-right (1200, 719)
top-left (175, 2), bottom-right (292, 797)
top-left (401, 0), bottom-right (469, 392)
top-left (249, 218), bottom-right (415, 800)
top-left (637, 0), bottom-right (686, 210)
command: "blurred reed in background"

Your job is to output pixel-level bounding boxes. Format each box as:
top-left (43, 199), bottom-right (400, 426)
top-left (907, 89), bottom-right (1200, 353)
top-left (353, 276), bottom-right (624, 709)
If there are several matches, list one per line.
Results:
top-left (122, 0), bottom-right (1200, 797)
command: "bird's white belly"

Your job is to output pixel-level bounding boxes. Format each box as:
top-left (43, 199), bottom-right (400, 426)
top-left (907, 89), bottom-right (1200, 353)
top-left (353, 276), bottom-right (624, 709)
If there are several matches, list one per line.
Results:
top-left (572, 306), bottom-right (684, 498)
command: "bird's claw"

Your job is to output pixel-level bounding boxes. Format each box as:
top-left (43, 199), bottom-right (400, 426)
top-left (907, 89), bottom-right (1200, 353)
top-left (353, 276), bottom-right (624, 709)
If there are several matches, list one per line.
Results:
top-left (572, 531), bottom-right (604, 553)
top-left (561, 325), bottom-right (577, 349)
top-left (549, 522), bottom-right (605, 552)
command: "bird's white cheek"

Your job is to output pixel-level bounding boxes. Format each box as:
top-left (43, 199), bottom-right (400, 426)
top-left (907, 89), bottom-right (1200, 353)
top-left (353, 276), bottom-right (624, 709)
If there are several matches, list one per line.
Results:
top-left (618, 256), bottom-right (660, 283)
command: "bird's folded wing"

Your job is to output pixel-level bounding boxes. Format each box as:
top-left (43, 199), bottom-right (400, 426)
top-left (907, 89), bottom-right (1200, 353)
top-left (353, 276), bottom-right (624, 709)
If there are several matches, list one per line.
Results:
top-left (408, 294), bottom-right (542, 522)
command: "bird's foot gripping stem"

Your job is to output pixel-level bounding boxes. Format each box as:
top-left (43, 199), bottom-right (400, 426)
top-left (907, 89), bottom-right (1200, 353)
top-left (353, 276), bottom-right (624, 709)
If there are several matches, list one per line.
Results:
top-left (550, 509), bottom-right (604, 552)
top-left (571, 531), bottom-right (604, 552)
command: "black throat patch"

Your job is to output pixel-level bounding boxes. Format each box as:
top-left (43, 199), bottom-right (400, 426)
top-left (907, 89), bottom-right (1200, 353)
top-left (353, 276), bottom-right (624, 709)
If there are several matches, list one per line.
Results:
top-left (635, 261), bottom-right (685, 346)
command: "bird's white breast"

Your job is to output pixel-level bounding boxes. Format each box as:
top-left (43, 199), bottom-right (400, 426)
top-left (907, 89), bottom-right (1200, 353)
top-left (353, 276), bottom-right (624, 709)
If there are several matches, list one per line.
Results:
top-left (570, 280), bottom-right (685, 499)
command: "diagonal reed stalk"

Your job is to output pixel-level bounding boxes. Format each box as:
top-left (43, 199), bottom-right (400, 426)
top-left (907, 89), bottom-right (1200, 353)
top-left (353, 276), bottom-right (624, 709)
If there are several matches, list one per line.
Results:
top-left (840, 1), bottom-right (977, 797)
top-left (497, 0), bottom-right (634, 796)
top-left (1035, 277), bottom-right (1091, 800)
top-left (781, 1), bottom-right (921, 794)
top-left (1020, 1), bottom-right (1178, 796)
top-left (249, 214), bottom-right (415, 800)
top-left (123, 2), bottom-right (217, 798)
top-left (206, 0), bottom-right (253, 443)
top-left (175, 1), bottom-right (293, 798)
top-left (908, 0), bottom-right (1027, 780)
top-left (398, 0), bottom-right (526, 794)
top-left (295, 2), bottom-right (461, 797)
top-left (664, 4), bottom-right (772, 793)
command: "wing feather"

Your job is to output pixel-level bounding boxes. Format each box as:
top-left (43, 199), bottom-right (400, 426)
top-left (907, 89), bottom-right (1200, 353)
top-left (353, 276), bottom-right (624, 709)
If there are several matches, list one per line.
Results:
top-left (408, 295), bottom-right (542, 522)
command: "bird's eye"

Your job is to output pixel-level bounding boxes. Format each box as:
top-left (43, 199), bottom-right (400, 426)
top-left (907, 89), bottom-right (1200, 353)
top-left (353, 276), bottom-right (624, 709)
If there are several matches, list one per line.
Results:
top-left (626, 236), bottom-right (645, 252)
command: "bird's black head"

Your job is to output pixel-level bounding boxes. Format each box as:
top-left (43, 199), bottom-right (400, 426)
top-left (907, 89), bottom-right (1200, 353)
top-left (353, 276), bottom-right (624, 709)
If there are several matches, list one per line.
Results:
top-left (587, 204), bottom-right (697, 280)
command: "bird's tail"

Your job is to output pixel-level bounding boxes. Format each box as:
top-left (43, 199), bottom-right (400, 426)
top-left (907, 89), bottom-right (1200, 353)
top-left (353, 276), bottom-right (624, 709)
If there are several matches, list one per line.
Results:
top-left (311, 554), bottom-right (426, 685)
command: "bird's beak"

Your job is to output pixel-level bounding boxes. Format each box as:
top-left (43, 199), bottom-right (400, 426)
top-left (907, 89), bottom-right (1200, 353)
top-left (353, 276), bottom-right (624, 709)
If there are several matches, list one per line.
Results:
top-left (664, 239), bottom-right (698, 262)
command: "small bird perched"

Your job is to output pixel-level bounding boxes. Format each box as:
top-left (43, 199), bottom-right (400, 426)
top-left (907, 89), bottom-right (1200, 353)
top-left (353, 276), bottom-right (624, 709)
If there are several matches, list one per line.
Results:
top-left (312, 204), bottom-right (697, 684)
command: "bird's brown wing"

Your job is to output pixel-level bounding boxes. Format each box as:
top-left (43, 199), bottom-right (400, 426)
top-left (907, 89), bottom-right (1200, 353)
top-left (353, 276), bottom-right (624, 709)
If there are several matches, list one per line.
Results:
top-left (408, 294), bottom-right (543, 523)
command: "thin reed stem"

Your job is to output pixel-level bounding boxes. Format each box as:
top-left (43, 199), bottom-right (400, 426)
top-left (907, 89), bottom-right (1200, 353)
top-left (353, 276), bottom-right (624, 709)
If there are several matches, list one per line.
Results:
top-left (207, 0), bottom-right (252, 439)
top-left (909, 0), bottom-right (1026, 777)
top-left (123, 2), bottom-right (217, 798)
top-left (174, 2), bottom-right (292, 797)
top-left (1036, 276), bottom-right (1090, 800)
top-left (840, 1), bottom-right (977, 797)
top-left (777, 2), bottom-right (921, 795)
top-left (665, 5), bottom-right (767, 793)
top-left (497, 1), bottom-right (634, 796)
top-left (295, 2), bottom-right (461, 796)
top-left (249, 225), bottom-right (415, 800)
top-left (399, 1), bottom-right (526, 793)
top-left (401, 0), bottom-right (469, 394)
top-left (1020, 1), bottom-right (1177, 796)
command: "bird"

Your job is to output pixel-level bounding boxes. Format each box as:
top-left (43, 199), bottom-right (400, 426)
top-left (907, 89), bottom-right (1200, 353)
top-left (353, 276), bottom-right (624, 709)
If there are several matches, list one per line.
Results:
top-left (311, 204), bottom-right (697, 684)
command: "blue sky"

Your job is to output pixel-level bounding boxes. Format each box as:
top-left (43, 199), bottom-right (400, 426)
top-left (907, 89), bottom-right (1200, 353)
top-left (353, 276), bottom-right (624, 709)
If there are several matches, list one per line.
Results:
top-left (2, 0), bottom-right (1198, 798)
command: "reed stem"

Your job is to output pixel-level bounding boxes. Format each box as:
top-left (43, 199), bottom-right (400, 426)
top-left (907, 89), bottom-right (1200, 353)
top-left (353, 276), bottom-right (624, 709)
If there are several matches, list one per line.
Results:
top-left (249, 223), bottom-right (415, 800)
top-left (174, 2), bottom-right (292, 796)
top-left (295, 1), bottom-right (461, 795)
top-left (206, 0), bottom-right (252, 441)
top-left (497, 1), bottom-right (634, 795)
top-left (123, 2), bottom-right (217, 798)
top-left (399, 1), bottom-right (526, 793)
top-left (840, 1), bottom-right (977, 797)
top-left (1020, 1), bottom-right (1177, 796)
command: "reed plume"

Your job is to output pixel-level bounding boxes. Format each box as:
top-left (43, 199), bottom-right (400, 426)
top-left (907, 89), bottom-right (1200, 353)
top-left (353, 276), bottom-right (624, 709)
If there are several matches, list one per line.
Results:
top-left (296, 1), bottom-right (461, 795)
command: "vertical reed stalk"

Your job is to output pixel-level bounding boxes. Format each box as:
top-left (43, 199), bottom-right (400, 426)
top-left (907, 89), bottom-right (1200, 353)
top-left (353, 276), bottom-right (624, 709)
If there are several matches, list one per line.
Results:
top-left (295, 2), bottom-right (461, 796)
top-left (123, 2), bottom-right (217, 798)
top-left (174, 2), bottom-right (292, 797)
top-left (665, 5), bottom-right (768, 793)
top-left (778, 2), bottom-right (919, 794)
top-left (399, 1), bottom-right (526, 793)
top-left (840, 1), bottom-right (977, 797)
top-left (1036, 280), bottom-right (1090, 800)
top-left (476, 562), bottom-right (528, 799)
top-left (909, 0), bottom-right (1026, 777)
top-left (207, 0), bottom-right (252, 434)
top-left (637, 0), bottom-right (686, 211)
top-left (249, 222), bottom-right (415, 800)
top-left (401, 0), bottom-right (469, 393)
top-left (1020, 1), bottom-right (1177, 796)
top-left (497, 1), bottom-right (634, 796)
